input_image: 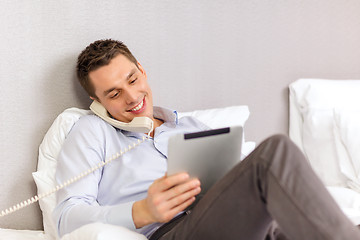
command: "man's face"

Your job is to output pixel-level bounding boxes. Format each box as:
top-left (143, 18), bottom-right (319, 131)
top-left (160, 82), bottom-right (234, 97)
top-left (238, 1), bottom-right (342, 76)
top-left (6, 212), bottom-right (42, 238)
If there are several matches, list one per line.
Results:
top-left (89, 54), bottom-right (154, 123)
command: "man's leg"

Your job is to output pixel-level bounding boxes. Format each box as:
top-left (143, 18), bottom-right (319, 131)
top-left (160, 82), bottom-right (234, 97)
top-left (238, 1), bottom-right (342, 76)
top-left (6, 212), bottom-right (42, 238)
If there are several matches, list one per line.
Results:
top-left (158, 135), bottom-right (360, 240)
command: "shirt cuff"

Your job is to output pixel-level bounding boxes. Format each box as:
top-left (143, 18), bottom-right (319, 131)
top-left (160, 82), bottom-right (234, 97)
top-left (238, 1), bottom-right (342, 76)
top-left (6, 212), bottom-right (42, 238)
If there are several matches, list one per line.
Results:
top-left (105, 201), bottom-right (136, 230)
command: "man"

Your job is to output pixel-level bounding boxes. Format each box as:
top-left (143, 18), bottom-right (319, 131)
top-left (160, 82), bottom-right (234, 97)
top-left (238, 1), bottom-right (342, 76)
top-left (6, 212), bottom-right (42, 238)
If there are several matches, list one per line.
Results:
top-left (53, 39), bottom-right (360, 240)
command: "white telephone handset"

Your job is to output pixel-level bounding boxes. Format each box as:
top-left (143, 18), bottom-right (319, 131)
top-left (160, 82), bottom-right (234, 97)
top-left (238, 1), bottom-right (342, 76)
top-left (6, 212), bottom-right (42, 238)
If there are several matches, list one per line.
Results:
top-left (0, 102), bottom-right (153, 217)
top-left (90, 100), bottom-right (154, 133)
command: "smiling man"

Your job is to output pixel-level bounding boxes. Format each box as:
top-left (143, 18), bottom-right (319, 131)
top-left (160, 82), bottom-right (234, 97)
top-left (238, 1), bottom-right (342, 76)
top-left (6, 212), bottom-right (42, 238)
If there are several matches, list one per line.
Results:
top-left (88, 54), bottom-right (163, 134)
top-left (53, 39), bottom-right (360, 240)
top-left (54, 40), bottom-right (207, 238)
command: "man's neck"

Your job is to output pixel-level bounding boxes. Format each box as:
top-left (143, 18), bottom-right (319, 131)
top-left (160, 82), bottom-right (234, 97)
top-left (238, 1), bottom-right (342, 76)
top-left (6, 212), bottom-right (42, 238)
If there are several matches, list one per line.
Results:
top-left (150, 118), bottom-right (164, 138)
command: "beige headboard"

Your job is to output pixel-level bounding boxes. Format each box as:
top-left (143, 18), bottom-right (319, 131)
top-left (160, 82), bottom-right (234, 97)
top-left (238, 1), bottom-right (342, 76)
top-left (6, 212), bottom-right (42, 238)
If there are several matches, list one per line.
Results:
top-left (1, 0), bottom-right (360, 231)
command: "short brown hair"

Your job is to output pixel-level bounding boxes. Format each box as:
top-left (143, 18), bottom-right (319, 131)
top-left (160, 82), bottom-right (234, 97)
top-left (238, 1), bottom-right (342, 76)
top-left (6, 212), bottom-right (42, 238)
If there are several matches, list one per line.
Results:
top-left (76, 39), bottom-right (139, 99)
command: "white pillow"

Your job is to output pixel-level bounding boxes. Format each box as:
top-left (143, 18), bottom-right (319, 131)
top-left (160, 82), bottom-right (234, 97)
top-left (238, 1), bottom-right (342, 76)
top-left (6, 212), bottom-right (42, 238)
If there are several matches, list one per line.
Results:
top-left (178, 105), bottom-right (254, 158)
top-left (33, 106), bottom-right (253, 240)
top-left (289, 78), bottom-right (360, 152)
top-left (33, 108), bottom-right (91, 240)
top-left (289, 79), bottom-right (360, 187)
top-left (333, 109), bottom-right (360, 191)
top-left (177, 105), bottom-right (250, 128)
top-left (302, 108), bottom-right (347, 186)
top-left (289, 79), bottom-right (360, 225)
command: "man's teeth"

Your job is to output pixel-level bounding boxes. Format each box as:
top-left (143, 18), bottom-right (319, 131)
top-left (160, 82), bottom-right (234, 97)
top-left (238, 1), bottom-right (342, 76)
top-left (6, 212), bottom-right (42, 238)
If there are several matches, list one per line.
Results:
top-left (130, 100), bottom-right (144, 112)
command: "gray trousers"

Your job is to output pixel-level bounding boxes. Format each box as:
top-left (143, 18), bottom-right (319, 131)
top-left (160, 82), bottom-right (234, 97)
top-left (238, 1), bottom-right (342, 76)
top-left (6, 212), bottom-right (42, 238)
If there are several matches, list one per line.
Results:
top-left (151, 135), bottom-right (360, 240)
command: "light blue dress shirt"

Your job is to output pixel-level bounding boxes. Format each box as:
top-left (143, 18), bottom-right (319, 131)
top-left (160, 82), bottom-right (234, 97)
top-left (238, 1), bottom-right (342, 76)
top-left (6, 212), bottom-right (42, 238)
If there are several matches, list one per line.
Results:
top-left (53, 107), bottom-right (209, 238)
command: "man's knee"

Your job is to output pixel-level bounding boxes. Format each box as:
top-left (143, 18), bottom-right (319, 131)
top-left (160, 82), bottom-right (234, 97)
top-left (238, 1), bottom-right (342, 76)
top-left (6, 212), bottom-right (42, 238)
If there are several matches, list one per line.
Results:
top-left (260, 134), bottom-right (309, 172)
top-left (244, 134), bottom-right (300, 168)
top-left (257, 134), bottom-right (301, 164)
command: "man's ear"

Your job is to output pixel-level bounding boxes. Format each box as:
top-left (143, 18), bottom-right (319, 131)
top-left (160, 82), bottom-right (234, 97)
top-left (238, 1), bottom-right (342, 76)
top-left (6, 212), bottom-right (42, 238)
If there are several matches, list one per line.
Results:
top-left (137, 61), bottom-right (147, 78)
top-left (90, 96), bottom-right (100, 103)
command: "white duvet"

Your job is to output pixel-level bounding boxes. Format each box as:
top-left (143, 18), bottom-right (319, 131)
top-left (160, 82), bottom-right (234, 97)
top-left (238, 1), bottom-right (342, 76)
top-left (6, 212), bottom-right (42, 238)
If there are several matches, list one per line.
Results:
top-left (0, 223), bottom-right (147, 240)
top-left (0, 228), bottom-right (46, 240)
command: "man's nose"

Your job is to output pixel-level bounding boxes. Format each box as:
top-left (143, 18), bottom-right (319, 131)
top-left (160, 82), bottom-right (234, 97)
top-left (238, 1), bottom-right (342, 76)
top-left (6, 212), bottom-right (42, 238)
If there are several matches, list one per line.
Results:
top-left (124, 89), bottom-right (138, 104)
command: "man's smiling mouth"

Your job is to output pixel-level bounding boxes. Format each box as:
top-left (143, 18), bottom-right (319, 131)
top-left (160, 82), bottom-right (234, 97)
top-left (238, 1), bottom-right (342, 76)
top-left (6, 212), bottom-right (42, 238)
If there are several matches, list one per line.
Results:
top-left (128, 98), bottom-right (145, 112)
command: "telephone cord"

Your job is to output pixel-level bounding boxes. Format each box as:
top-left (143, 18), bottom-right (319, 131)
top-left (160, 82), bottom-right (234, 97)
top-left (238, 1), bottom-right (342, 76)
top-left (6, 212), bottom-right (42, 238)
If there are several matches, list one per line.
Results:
top-left (0, 135), bottom-right (150, 218)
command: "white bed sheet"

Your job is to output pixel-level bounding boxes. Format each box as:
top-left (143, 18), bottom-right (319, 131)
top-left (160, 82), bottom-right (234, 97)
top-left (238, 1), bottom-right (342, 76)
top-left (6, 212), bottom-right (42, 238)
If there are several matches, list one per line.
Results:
top-left (0, 228), bottom-right (46, 240)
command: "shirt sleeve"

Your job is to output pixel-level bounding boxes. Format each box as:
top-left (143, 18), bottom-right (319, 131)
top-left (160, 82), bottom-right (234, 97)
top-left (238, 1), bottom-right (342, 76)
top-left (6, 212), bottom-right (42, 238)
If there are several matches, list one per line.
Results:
top-left (52, 116), bottom-right (137, 237)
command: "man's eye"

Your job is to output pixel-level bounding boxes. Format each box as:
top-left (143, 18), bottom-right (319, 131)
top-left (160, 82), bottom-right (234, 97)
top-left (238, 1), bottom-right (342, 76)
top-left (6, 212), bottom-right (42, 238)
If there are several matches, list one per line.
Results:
top-left (110, 92), bottom-right (120, 98)
top-left (130, 78), bottom-right (137, 84)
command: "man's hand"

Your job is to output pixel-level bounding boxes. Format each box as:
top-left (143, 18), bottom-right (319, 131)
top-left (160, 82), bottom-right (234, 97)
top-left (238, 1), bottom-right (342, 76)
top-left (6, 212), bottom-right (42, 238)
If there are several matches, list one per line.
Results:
top-left (132, 172), bottom-right (201, 228)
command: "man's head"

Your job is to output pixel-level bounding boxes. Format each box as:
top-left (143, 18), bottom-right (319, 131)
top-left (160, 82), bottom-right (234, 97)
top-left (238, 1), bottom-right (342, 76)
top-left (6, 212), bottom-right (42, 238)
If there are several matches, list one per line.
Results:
top-left (77, 39), bottom-right (156, 125)
top-left (77, 39), bottom-right (139, 100)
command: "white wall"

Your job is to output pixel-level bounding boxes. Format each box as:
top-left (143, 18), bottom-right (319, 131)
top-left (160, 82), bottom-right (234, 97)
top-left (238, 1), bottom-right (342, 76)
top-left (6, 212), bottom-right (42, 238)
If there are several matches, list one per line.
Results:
top-left (1, 0), bottom-right (360, 230)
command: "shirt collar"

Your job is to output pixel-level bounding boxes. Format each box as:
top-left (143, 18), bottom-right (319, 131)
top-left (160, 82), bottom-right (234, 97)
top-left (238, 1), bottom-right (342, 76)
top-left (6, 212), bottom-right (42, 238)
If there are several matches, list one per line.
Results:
top-left (153, 106), bottom-right (178, 125)
top-left (121, 106), bottom-right (178, 138)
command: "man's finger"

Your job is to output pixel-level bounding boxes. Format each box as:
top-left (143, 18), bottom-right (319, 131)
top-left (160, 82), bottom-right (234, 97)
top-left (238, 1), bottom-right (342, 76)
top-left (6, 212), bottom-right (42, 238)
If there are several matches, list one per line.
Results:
top-left (165, 196), bottom-right (197, 221)
top-left (164, 178), bottom-right (201, 201)
top-left (167, 186), bottom-right (201, 207)
top-left (156, 172), bottom-right (190, 191)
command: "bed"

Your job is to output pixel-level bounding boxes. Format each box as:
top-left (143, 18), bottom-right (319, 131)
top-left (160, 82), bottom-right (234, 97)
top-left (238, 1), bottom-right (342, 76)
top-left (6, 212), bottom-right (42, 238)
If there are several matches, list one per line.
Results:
top-left (3, 78), bottom-right (360, 239)
top-left (2, 1), bottom-right (360, 239)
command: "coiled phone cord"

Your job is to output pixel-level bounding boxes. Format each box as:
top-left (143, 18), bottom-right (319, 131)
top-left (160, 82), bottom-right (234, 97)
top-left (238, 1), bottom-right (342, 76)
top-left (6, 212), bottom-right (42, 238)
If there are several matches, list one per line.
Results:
top-left (0, 135), bottom-right (150, 218)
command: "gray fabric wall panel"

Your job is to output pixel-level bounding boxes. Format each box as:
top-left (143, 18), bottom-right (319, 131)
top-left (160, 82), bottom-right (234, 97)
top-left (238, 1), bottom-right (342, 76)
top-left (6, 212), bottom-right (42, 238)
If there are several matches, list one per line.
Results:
top-left (1, 0), bottom-right (360, 230)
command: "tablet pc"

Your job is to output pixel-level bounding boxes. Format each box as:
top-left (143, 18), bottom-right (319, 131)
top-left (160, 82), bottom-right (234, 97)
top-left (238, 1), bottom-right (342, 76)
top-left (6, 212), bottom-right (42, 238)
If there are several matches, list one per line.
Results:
top-left (167, 126), bottom-right (243, 193)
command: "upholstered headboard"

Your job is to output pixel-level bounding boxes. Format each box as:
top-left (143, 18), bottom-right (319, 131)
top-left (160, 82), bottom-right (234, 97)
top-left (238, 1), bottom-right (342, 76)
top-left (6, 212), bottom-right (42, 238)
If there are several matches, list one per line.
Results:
top-left (1, 0), bottom-right (360, 231)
